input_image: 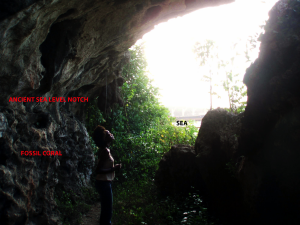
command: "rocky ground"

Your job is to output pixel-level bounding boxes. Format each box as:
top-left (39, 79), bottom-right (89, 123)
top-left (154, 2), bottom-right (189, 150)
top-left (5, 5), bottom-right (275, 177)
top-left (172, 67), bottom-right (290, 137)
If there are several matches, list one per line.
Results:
top-left (81, 202), bottom-right (101, 225)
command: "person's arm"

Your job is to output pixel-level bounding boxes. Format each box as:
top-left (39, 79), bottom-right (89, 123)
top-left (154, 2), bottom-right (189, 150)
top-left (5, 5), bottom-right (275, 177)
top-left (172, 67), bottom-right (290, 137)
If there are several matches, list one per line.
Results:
top-left (96, 167), bottom-right (114, 174)
top-left (95, 163), bottom-right (122, 174)
top-left (95, 160), bottom-right (112, 174)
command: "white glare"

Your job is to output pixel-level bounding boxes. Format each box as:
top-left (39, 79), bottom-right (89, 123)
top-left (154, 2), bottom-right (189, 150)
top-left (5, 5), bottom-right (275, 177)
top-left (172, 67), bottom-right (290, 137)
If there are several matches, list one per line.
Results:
top-left (142, 0), bottom-right (279, 110)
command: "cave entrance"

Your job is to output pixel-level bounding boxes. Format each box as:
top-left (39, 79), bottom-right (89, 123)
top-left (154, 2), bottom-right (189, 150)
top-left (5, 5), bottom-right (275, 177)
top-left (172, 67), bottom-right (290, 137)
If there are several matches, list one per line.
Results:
top-left (137, 0), bottom-right (279, 119)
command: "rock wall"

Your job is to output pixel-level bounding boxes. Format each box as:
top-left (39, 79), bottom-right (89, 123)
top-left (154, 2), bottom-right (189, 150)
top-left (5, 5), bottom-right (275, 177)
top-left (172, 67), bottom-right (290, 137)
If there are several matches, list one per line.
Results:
top-left (194, 108), bottom-right (246, 223)
top-left (155, 144), bottom-right (202, 195)
top-left (0, 0), bottom-right (234, 224)
top-left (0, 107), bottom-right (94, 224)
top-left (239, 0), bottom-right (300, 224)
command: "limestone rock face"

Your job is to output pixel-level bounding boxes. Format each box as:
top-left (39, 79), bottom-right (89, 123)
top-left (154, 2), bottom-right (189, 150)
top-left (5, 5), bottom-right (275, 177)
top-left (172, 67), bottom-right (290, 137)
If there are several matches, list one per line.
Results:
top-left (0, 0), bottom-right (235, 224)
top-left (0, 0), bottom-right (234, 122)
top-left (195, 109), bottom-right (246, 223)
top-left (154, 144), bottom-right (201, 195)
top-left (195, 108), bottom-right (242, 158)
top-left (239, 0), bottom-right (300, 224)
top-left (0, 106), bottom-right (94, 224)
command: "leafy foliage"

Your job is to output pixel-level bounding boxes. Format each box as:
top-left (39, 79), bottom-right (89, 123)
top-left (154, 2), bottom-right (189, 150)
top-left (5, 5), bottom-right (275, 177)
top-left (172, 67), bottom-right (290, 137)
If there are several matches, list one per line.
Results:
top-left (86, 98), bottom-right (106, 136)
top-left (193, 39), bottom-right (248, 114)
top-left (222, 70), bottom-right (247, 114)
top-left (55, 187), bottom-right (98, 225)
top-left (102, 43), bottom-right (199, 181)
top-left (193, 40), bottom-right (217, 68)
top-left (193, 40), bottom-right (220, 110)
top-left (117, 44), bottom-right (170, 134)
top-left (113, 183), bottom-right (225, 225)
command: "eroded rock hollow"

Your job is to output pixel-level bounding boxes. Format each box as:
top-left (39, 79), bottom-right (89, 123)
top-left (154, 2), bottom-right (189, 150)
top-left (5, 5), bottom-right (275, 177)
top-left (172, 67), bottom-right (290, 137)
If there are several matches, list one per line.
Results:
top-left (0, 0), bottom-right (234, 224)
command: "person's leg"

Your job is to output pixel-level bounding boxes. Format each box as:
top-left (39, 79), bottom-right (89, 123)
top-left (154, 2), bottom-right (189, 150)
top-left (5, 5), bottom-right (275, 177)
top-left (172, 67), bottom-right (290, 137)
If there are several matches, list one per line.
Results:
top-left (95, 180), bottom-right (102, 224)
top-left (95, 180), bottom-right (113, 225)
top-left (100, 181), bottom-right (112, 225)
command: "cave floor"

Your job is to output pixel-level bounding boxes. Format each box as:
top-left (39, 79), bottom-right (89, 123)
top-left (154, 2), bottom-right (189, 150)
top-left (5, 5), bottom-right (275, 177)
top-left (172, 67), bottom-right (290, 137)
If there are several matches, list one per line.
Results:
top-left (81, 202), bottom-right (101, 225)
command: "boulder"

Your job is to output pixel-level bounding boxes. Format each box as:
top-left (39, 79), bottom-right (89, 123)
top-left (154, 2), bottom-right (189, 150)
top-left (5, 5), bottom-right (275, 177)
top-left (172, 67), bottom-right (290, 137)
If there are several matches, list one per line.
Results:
top-left (155, 144), bottom-right (202, 195)
top-left (194, 108), bottom-right (251, 223)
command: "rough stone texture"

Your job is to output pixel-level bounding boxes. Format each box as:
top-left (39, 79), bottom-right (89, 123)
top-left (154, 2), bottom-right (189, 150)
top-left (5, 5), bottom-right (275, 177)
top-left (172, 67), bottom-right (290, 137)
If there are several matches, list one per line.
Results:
top-left (0, 106), bottom-right (94, 224)
top-left (194, 109), bottom-right (246, 223)
top-left (154, 144), bottom-right (202, 195)
top-left (239, 0), bottom-right (300, 224)
top-left (195, 108), bottom-right (242, 158)
top-left (0, 0), bottom-right (235, 224)
top-left (0, 0), bottom-right (234, 122)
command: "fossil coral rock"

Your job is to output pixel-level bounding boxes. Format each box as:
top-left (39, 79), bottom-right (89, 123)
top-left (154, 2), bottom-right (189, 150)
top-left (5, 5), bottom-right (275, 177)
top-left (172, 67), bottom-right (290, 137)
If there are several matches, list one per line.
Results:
top-left (0, 107), bottom-right (94, 224)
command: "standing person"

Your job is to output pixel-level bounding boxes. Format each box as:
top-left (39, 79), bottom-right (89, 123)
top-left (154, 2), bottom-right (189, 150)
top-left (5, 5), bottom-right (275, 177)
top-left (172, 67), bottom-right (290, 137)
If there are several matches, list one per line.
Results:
top-left (93, 125), bottom-right (122, 225)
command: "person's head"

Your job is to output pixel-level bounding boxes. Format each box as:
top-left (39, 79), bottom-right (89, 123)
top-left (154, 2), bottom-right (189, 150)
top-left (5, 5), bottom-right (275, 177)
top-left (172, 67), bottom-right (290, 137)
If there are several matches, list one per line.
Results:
top-left (92, 125), bottom-right (115, 149)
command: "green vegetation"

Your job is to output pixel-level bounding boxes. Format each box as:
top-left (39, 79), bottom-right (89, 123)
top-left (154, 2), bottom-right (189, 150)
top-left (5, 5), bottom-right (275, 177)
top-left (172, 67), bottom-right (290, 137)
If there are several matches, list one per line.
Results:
top-left (85, 42), bottom-right (222, 224)
top-left (193, 38), bottom-right (255, 114)
top-left (193, 40), bottom-right (219, 110)
top-left (113, 183), bottom-right (223, 225)
top-left (222, 69), bottom-right (247, 114)
top-left (55, 187), bottom-right (99, 225)
top-left (225, 159), bottom-right (237, 178)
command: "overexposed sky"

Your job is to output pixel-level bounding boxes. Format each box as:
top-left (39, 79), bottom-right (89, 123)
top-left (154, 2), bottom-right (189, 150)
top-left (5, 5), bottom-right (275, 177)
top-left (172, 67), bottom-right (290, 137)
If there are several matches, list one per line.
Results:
top-left (141, 0), bottom-right (279, 110)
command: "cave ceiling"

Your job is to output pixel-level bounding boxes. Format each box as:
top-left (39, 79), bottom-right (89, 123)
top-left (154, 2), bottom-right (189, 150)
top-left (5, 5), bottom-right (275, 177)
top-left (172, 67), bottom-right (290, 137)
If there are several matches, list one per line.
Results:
top-left (0, 0), bottom-right (234, 121)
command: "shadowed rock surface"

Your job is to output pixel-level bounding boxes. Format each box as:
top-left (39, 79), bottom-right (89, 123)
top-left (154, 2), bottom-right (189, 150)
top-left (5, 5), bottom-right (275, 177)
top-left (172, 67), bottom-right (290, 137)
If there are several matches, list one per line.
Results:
top-left (239, 0), bottom-right (300, 224)
top-left (0, 0), bottom-right (233, 121)
top-left (0, 107), bottom-right (94, 224)
top-left (0, 0), bottom-right (234, 224)
top-left (194, 108), bottom-right (245, 223)
top-left (156, 109), bottom-right (245, 223)
top-left (155, 144), bottom-right (201, 195)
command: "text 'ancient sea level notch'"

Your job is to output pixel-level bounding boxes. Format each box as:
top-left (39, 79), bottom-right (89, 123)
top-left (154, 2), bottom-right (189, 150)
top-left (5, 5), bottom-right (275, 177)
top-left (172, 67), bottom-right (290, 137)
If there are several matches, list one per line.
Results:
top-left (9, 97), bottom-right (89, 102)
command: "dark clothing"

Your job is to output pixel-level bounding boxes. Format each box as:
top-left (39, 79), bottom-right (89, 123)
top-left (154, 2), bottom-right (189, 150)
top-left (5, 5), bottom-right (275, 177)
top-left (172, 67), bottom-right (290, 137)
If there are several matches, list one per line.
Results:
top-left (95, 180), bottom-right (113, 225)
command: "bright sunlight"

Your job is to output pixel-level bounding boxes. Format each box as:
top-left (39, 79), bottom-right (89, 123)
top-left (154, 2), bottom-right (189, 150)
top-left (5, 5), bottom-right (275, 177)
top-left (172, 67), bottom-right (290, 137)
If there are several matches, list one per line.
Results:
top-left (142, 0), bottom-right (279, 112)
